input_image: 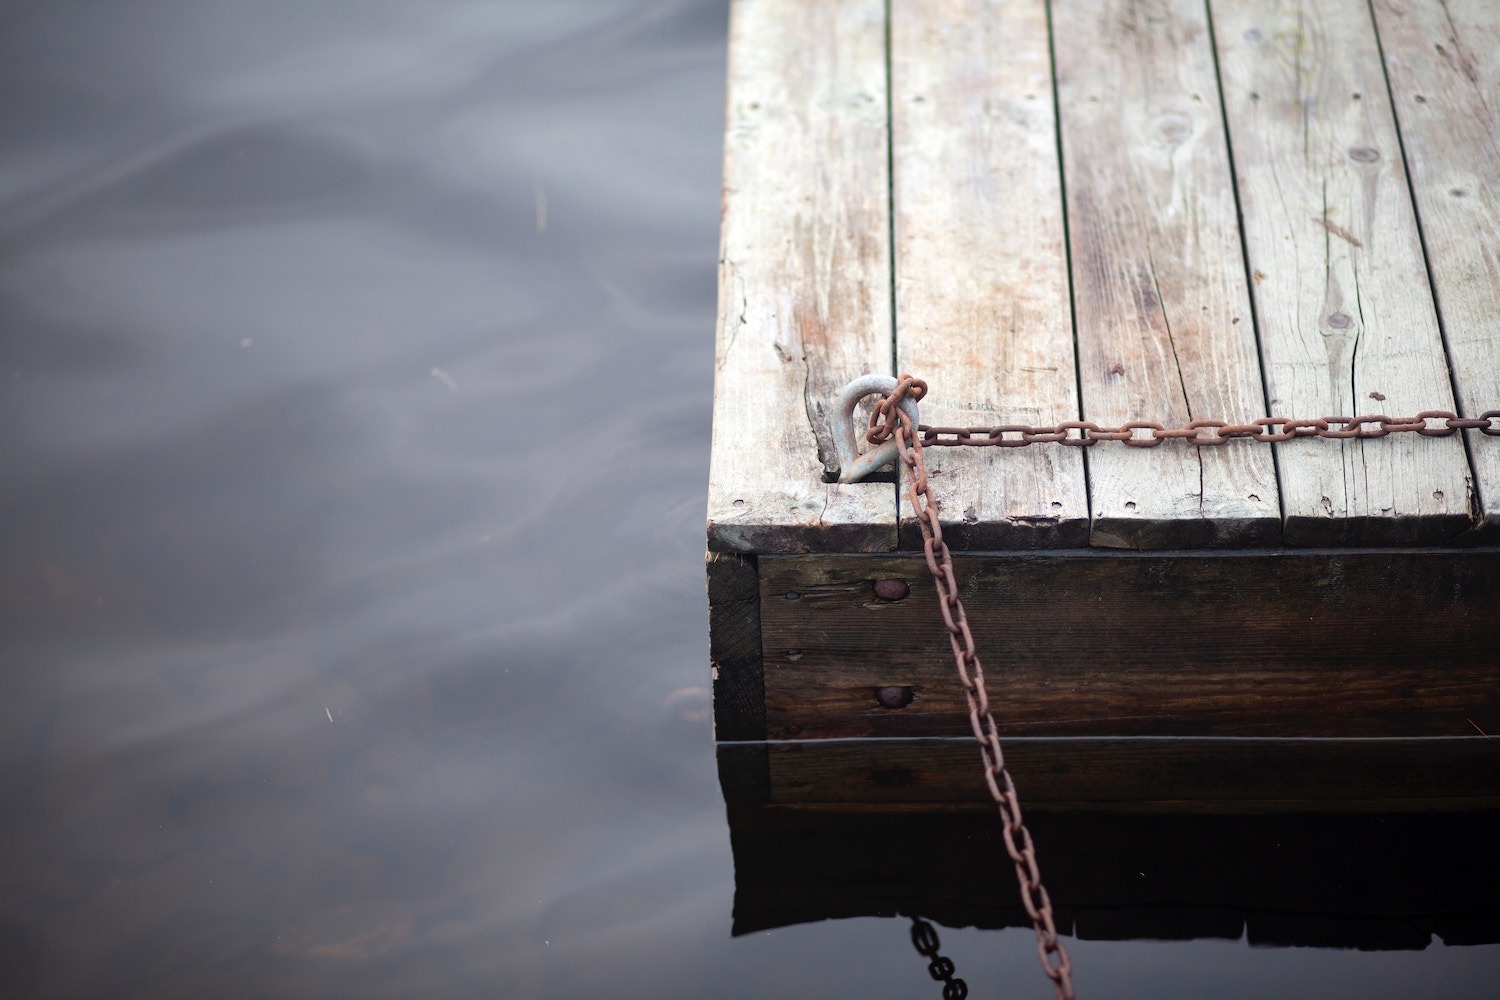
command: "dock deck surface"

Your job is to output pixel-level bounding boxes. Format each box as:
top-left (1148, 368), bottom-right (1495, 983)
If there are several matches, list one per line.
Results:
top-left (707, 0), bottom-right (1500, 554)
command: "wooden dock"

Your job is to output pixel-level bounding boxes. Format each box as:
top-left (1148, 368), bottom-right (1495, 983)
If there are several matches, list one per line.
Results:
top-left (707, 0), bottom-right (1500, 812)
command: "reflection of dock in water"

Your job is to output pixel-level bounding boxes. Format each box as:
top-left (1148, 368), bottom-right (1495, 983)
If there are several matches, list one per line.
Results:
top-left (723, 800), bottom-right (1500, 950)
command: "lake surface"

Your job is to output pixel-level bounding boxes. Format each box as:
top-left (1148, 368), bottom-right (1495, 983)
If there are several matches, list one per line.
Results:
top-left (2, 2), bottom-right (1497, 997)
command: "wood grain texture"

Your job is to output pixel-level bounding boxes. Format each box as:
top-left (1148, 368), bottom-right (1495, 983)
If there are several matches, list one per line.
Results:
top-left (726, 804), bottom-right (1500, 946)
top-left (746, 737), bottom-right (1500, 809)
top-left (1371, 0), bottom-right (1500, 537)
top-left (707, 0), bottom-right (895, 554)
top-left (1213, 0), bottom-right (1473, 545)
top-left (890, 0), bottom-right (1089, 550)
top-left (1053, 0), bottom-right (1280, 548)
top-left (758, 550), bottom-right (1500, 739)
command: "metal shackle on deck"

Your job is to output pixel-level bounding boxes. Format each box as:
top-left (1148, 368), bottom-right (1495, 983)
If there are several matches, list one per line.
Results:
top-left (833, 374), bottom-right (922, 484)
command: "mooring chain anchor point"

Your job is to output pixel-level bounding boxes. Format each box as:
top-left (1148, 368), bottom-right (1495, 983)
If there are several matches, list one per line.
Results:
top-left (833, 374), bottom-right (923, 483)
top-left (835, 372), bottom-right (1077, 999)
top-left (826, 373), bottom-right (1500, 1000)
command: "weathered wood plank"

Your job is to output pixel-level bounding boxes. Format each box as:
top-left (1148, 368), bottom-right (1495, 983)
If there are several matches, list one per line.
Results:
top-left (707, 0), bottom-right (895, 554)
top-left (753, 737), bottom-right (1500, 808)
top-left (726, 804), bottom-right (1500, 946)
top-left (1371, 0), bottom-right (1500, 538)
top-left (758, 550), bottom-right (1500, 739)
top-left (890, 0), bottom-right (1089, 550)
top-left (1212, 0), bottom-right (1473, 545)
top-left (1052, 0), bottom-right (1280, 548)
top-left (707, 551), bottom-right (765, 741)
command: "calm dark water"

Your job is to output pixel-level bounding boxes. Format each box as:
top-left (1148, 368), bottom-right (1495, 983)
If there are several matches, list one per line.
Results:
top-left (1, 2), bottom-right (1497, 997)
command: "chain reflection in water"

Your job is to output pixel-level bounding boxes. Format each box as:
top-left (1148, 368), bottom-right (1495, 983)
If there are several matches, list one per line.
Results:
top-left (910, 916), bottom-right (968, 1000)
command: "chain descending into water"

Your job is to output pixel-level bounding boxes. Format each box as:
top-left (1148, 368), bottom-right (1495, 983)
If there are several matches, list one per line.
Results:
top-left (868, 375), bottom-right (1077, 1000)
top-left (863, 375), bottom-right (1500, 1000)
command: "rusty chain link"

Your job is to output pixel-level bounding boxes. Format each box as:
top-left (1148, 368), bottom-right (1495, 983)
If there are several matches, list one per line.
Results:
top-left (910, 915), bottom-right (970, 1000)
top-left (869, 375), bottom-right (1077, 1000)
top-left (913, 409), bottom-right (1500, 449)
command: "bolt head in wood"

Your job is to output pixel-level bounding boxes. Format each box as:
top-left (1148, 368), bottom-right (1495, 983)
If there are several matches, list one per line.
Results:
top-left (873, 579), bottom-right (910, 601)
top-left (876, 686), bottom-right (914, 710)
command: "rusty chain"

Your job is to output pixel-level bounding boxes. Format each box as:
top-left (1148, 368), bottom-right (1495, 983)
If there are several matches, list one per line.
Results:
top-left (868, 375), bottom-right (1077, 1000)
top-left (862, 376), bottom-right (1500, 1000)
top-left (913, 409), bottom-right (1500, 448)
top-left (910, 915), bottom-right (970, 1000)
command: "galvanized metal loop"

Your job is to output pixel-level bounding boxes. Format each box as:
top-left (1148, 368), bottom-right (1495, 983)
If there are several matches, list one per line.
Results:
top-left (833, 374), bottom-right (922, 483)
